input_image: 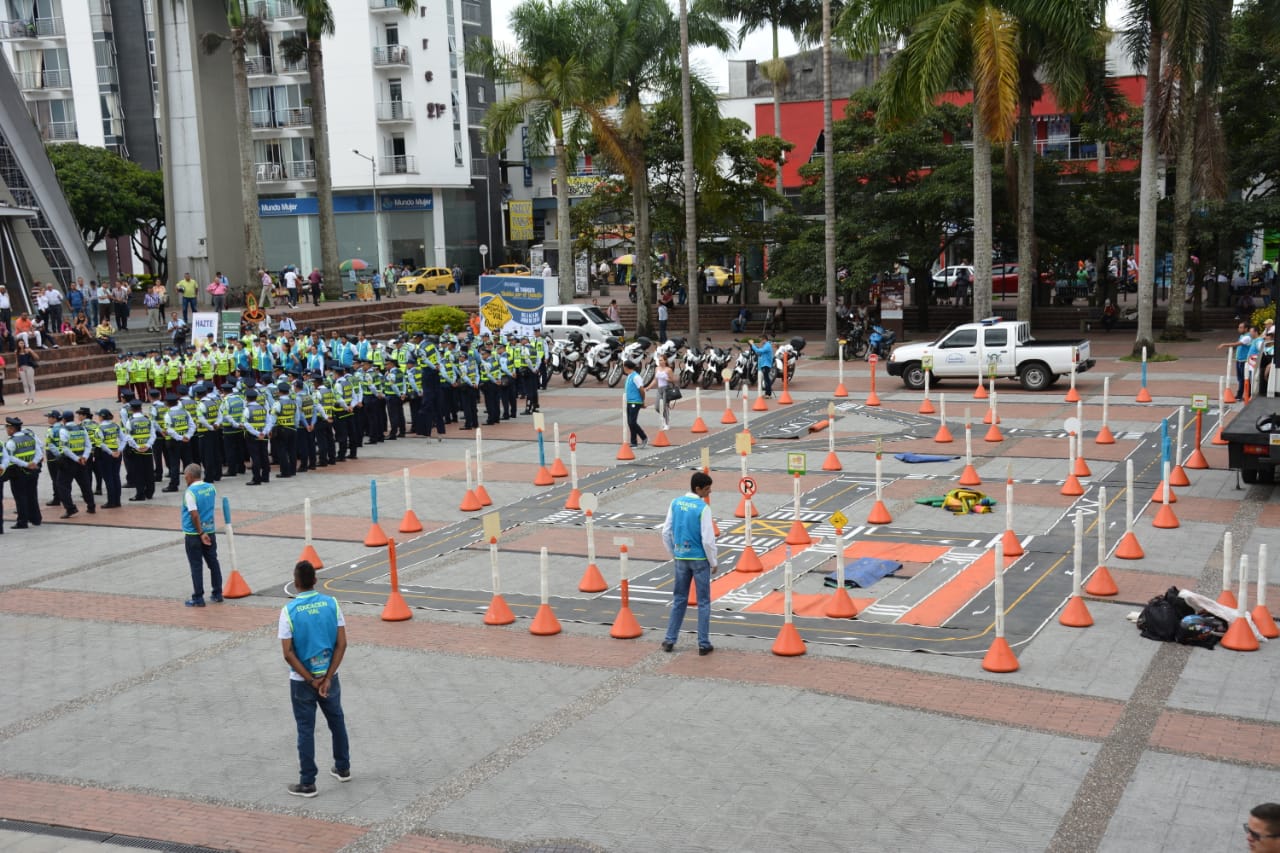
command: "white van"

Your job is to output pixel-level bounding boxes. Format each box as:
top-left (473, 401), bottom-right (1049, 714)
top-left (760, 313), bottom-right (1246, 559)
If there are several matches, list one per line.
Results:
top-left (541, 304), bottom-right (625, 342)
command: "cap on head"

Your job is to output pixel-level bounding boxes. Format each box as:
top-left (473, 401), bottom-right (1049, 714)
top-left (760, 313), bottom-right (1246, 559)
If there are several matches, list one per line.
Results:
top-left (6, 416), bottom-right (23, 429)
top-left (45, 409), bottom-right (61, 420)
top-left (96, 409), bottom-right (113, 419)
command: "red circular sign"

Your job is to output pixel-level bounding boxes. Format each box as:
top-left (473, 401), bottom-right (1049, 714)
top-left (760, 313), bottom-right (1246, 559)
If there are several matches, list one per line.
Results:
top-left (568, 432), bottom-right (578, 452)
top-left (739, 476), bottom-right (757, 497)
top-left (869, 353), bottom-right (879, 364)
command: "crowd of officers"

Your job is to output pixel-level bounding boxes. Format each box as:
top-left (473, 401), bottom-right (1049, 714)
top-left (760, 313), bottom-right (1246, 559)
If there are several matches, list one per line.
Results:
top-left (0, 326), bottom-right (554, 533)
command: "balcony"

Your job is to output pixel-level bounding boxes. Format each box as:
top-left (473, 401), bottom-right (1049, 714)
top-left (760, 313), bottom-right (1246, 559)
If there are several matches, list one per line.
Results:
top-left (249, 107), bottom-right (312, 129)
top-left (375, 100), bottom-right (413, 123)
top-left (380, 155), bottom-right (417, 175)
top-left (370, 0), bottom-right (405, 11)
top-left (250, 0), bottom-right (301, 19)
top-left (462, 1), bottom-right (482, 25)
top-left (254, 160), bottom-right (314, 183)
top-left (245, 55), bottom-right (274, 75)
top-left (90, 10), bottom-right (111, 32)
top-left (471, 157), bottom-right (488, 177)
top-left (1033, 135), bottom-right (1101, 162)
top-left (0, 17), bottom-right (64, 39)
top-left (40, 121), bottom-right (77, 142)
top-left (96, 65), bottom-right (118, 87)
top-left (468, 106), bottom-right (486, 127)
top-left (281, 57), bottom-right (307, 74)
top-left (372, 44), bottom-right (409, 67)
top-left (16, 69), bottom-right (71, 91)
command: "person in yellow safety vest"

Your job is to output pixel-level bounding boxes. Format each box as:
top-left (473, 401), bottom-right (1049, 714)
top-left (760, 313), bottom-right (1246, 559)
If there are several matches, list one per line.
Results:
top-left (123, 398), bottom-right (157, 501)
top-left (242, 388), bottom-right (275, 485)
top-left (149, 354), bottom-right (166, 392)
top-left (162, 393), bottom-right (196, 492)
top-left (94, 408), bottom-right (125, 507)
top-left (77, 405), bottom-right (104, 497)
top-left (129, 353), bottom-right (150, 399)
top-left (4, 416), bottom-right (45, 527)
top-left (58, 411), bottom-right (95, 516)
top-left (218, 383), bottom-right (247, 478)
top-left (114, 353), bottom-right (130, 402)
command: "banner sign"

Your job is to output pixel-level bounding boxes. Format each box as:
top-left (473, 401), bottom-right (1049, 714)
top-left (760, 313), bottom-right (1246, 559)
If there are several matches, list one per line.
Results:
top-left (191, 312), bottom-right (219, 347)
top-left (509, 200), bottom-right (534, 241)
top-left (478, 275), bottom-right (545, 338)
top-left (259, 192), bottom-right (433, 217)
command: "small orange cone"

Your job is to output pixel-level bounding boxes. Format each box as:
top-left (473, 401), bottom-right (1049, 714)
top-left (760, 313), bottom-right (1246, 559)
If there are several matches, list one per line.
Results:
top-left (753, 393), bottom-right (768, 412)
top-left (399, 509), bottom-right (423, 534)
top-left (1252, 605), bottom-right (1280, 639)
top-left (652, 430), bottom-right (671, 447)
top-left (534, 465), bottom-right (554, 486)
top-left (771, 622), bottom-right (807, 656)
top-left (982, 408), bottom-right (1000, 425)
top-left (1185, 447), bottom-right (1209, 470)
top-left (866, 387), bottom-right (880, 406)
top-left (1073, 453), bottom-right (1092, 478)
top-left (734, 495), bottom-right (760, 518)
top-left (958, 464), bottom-right (981, 486)
top-left (381, 541), bottom-right (413, 622)
top-left (736, 544), bottom-right (764, 573)
top-left (834, 381), bottom-right (848, 398)
top-left (981, 637), bottom-right (1020, 672)
top-left (1001, 528), bottom-right (1024, 558)
top-left (691, 416), bottom-right (709, 433)
top-left (1115, 530), bottom-right (1145, 560)
top-left (867, 499), bottom-right (892, 525)
top-left (822, 450), bottom-right (842, 471)
top-left (1169, 464), bottom-right (1190, 487)
top-left (1152, 502), bottom-right (1180, 528)
top-left (610, 600), bottom-right (643, 639)
top-left (1225, 385), bottom-right (1237, 404)
top-left (1221, 615), bottom-right (1259, 651)
top-left (549, 457), bottom-right (569, 478)
top-left (934, 423), bottom-right (954, 443)
top-left (222, 570), bottom-right (252, 598)
top-left (984, 421), bottom-right (1004, 442)
top-left (721, 406), bottom-right (737, 424)
top-left (483, 594), bottom-right (515, 625)
top-left (529, 603), bottom-right (562, 635)
top-left (364, 522), bottom-right (389, 547)
top-left (1061, 472), bottom-right (1084, 497)
top-left (1084, 566), bottom-right (1119, 596)
top-left (825, 586), bottom-right (858, 618)
top-left (1136, 386), bottom-right (1152, 403)
top-left (1059, 595), bottom-right (1093, 627)
top-left (919, 396), bottom-right (935, 415)
top-left (564, 487), bottom-right (582, 510)
top-left (1218, 589), bottom-right (1239, 609)
top-left (1095, 424), bottom-right (1116, 445)
top-left (474, 484), bottom-right (493, 506)
top-left (1064, 385), bottom-right (1079, 403)
top-left (459, 489), bottom-right (482, 512)
top-left (298, 543), bottom-right (323, 569)
top-left (974, 380), bottom-right (988, 400)
top-left (785, 519), bottom-right (811, 545)
top-left (778, 386), bottom-right (794, 405)
top-left (1150, 482), bottom-right (1178, 503)
top-left (1212, 423), bottom-right (1228, 445)
top-left (616, 442), bottom-right (636, 461)
top-left (578, 562), bottom-right (607, 593)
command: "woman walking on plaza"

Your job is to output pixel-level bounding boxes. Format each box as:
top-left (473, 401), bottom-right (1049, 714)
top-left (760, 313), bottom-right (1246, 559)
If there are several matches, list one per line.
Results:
top-left (15, 338), bottom-right (38, 404)
top-left (646, 354), bottom-right (676, 432)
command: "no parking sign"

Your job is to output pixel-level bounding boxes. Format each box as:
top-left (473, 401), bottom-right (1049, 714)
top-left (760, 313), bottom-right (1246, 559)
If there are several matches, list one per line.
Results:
top-left (739, 477), bottom-right (757, 497)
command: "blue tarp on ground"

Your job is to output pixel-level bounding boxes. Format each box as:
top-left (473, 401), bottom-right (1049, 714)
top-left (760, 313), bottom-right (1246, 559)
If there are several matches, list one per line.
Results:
top-left (824, 557), bottom-right (902, 588)
top-left (894, 452), bottom-right (961, 463)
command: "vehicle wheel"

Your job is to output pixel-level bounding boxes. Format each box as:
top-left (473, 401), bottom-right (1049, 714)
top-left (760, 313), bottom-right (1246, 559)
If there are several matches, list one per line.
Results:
top-left (1242, 466), bottom-right (1260, 484)
top-left (679, 371), bottom-right (693, 389)
top-left (572, 363), bottom-right (588, 387)
top-left (700, 371), bottom-right (715, 389)
top-left (1047, 374), bottom-right (1062, 386)
top-left (729, 373), bottom-right (741, 391)
top-left (415, 285), bottom-right (425, 294)
top-left (641, 363), bottom-right (656, 385)
top-left (606, 362), bottom-right (623, 387)
top-left (850, 338), bottom-right (869, 359)
top-left (786, 364), bottom-right (796, 382)
top-left (1019, 362), bottom-right (1052, 391)
top-left (901, 362), bottom-right (926, 390)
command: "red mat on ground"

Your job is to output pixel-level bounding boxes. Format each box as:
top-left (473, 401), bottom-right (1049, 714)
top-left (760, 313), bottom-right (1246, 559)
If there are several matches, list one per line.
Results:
top-left (744, 591), bottom-right (877, 616)
top-left (898, 551), bottom-right (998, 627)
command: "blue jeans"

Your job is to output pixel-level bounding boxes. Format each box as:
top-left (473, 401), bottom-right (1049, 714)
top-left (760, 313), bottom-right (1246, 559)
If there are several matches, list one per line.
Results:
top-left (664, 559), bottom-right (712, 649)
top-left (182, 296), bottom-right (196, 323)
top-left (626, 402), bottom-right (647, 446)
top-left (185, 533), bottom-right (223, 600)
top-left (290, 675), bottom-right (350, 785)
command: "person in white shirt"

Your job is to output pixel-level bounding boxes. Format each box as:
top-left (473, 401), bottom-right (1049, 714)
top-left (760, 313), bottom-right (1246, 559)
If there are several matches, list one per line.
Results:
top-left (43, 283), bottom-right (64, 333)
top-left (259, 269), bottom-right (273, 308)
top-left (284, 268), bottom-right (299, 307)
top-left (279, 314), bottom-right (297, 333)
top-left (0, 284), bottom-right (10, 329)
top-left (541, 262), bottom-right (552, 277)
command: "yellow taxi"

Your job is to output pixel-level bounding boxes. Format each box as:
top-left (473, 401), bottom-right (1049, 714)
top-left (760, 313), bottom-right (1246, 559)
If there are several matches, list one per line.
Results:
top-left (397, 267), bottom-right (453, 294)
top-left (704, 264), bottom-right (739, 287)
top-left (494, 263), bottom-right (532, 276)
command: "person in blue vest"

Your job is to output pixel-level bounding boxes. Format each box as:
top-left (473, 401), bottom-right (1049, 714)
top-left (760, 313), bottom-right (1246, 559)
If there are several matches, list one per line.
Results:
top-left (751, 334), bottom-right (775, 398)
top-left (660, 471), bottom-right (717, 655)
top-left (623, 359), bottom-right (648, 449)
top-left (279, 559), bottom-right (350, 798)
top-left (181, 463), bottom-right (223, 607)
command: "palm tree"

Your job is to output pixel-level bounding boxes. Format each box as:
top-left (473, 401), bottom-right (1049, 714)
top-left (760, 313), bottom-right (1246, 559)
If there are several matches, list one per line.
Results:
top-left (201, 2), bottom-right (267, 293)
top-left (680, 0), bottom-right (701, 340)
top-left (822, 0), bottom-right (837, 356)
top-left (469, 0), bottom-right (611, 305)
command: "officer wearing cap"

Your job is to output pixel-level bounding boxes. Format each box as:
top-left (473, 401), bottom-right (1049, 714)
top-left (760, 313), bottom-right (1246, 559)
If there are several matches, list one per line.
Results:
top-left (243, 388), bottom-right (275, 484)
top-left (219, 382), bottom-right (247, 477)
top-left (77, 406), bottom-right (104, 497)
top-left (195, 384), bottom-right (223, 482)
top-left (384, 356), bottom-right (406, 440)
top-left (123, 399), bottom-right (157, 501)
top-left (44, 409), bottom-right (72, 514)
top-left (94, 408), bottom-right (124, 508)
top-left (520, 334), bottom-right (541, 414)
top-left (496, 341), bottom-right (517, 419)
top-left (4, 416), bottom-right (43, 528)
top-left (313, 367), bottom-right (338, 466)
top-left (273, 379), bottom-right (300, 477)
top-left (479, 342), bottom-right (501, 426)
top-left (148, 388), bottom-right (167, 485)
top-left (295, 379), bottom-right (319, 472)
top-left (57, 410), bottom-right (95, 517)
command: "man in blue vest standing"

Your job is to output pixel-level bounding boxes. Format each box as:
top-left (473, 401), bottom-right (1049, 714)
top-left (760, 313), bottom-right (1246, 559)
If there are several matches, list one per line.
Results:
top-left (279, 559), bottom-right (350, 798)
top-left (660, 471), bottom-right (717, 655)
top-left (181, 463), bottom-right (223, 607)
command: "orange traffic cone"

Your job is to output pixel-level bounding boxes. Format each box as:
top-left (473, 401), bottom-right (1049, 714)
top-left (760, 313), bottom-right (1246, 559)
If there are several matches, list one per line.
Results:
top-left (222, 570), bottom-right (252, 598)
top-left (736, 544), bottom-right (764, 573)
top-left (578, 562), bottom-right (607, 593)
top-left (1095, 424), bottom-right (1116, 445)
top-left (1059, 595), bottom-right (1093, 627)
top-left (550, 456), bottom-right (569, 478)
top-left (1151, 481), bottom-right (1178, 503)
top-left (1218, 589), bottom-right (1239, 609)
top-left (652, 430), bottom-right (671, 447)
top-left (483, 594), bottom-right (515, 625)
top-left (984, 421), bottom-right (1004, 442)
top-left (529, 603), bottom-right (562, 635)
top-left (785, 519), bottom-right (811, 545)
top-left (753, 392), bottom-right (769, 412)
top-left (1225, 384), bottom-right (1237, 404)
top-left (866, 386), bottom-right (881, 407)
top-left (1001, 528), bottom-right (1024, 558)
top-left (534, 465), bottom-right (554, 486)
top-left (974, 380), bottom-right (988, 400)
top-left (981, 636), bottom-right (1020, 672)
top-left (822, 450), bottom-right (842, 471)
top-left (772, 622), bottom-right (807, 656)
top-left (1073, 453), bottom-right (1092, 478)
top-left (834, 380), bottom-right (848, 398)
top-left (1061, 472), bottom-right (1084, 497)
top-left (1115, 530), bottom-right (1145, 560)
top-left (298, 543), bottom-right (323, 569)
top-left (1169, 463), bottom-right (1190, 487)
top-left (867, 499), bottom-right (892, 525)
top-left (691, 416), bottom-right (709, 433)
top-left (1185, 446), bottom-right (1209, 470)
top-left (1221, 615), bottom-right (1259, 651)
top-left (381, 541), bottom-right (412, 622)
top-left (474, 484), bottom-right (492, 506)
top-left (564, 487), bottom-right (582, 510)
top-left (919, 394), bottom-right (935, 415)
top-left (721, 405), bottom-right (737, 425)
top-left (734, 495), bottom-right (760, 518)
top-left (459, 489), bottom-right (482, 512)
top-left (1153, 502), bottom-right (1180, 528)
top-left (616, 441), bottom-right (636, 461)
top-left (399, 509), bottom-right (423, 534)
top-left (1064, 384), bottom-right (1079, 403)
top-left (825, 586), bottom-right (858, 618)
top-left (934, 422), bottom-right (954, 443)
top-left (1252, 605), bottom-right (1280, 640)
top-left (364, 522), bottom-right (389, 547)
top-left (1212, 423), bottom-right (1228, 445)
top-left (778, 385), bottom-right (794, 405)
top-left (958, 463), bottom-right (981, 486)
top-left (1136, 385), bottom-right (1152, 403)
top-left (610, 601), bottom-right (643, 639)
top-left (1084, 566), bottom-right (1119, 596)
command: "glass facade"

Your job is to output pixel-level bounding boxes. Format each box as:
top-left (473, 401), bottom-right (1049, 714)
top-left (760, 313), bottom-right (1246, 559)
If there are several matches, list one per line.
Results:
top-left (259, 199), bottom-right (439, 272)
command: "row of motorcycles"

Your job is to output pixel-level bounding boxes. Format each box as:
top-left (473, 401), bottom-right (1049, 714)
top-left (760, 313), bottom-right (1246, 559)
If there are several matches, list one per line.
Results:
top-left (836, 306), bottom-right (896, 361)
top-left (546, 332), bottom-right (806, 390)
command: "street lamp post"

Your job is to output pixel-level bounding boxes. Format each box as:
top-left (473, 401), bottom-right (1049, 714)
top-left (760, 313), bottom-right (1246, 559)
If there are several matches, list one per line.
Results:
top-left (352, 149), bottom-right (384, 278)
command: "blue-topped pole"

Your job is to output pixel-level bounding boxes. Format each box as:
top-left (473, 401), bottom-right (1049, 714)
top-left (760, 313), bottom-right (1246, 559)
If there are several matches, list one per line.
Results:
top-left (370, 479), bottom-right (379, 523)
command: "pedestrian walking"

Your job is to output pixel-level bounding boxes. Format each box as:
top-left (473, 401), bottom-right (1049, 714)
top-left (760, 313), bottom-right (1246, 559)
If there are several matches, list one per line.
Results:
top-left (181, 463), bottom-right (222, 606)
top-left (279, 559), bottom-right (351, 798)
top-left (623, 359), bottom-right (647, 449)
top-left (660, 471), bottom-right (717, 655)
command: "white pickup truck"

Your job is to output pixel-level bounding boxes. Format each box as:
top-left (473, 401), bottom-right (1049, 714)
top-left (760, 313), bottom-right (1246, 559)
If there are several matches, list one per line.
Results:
top-left (886, 318), bottom-right (1094, 392)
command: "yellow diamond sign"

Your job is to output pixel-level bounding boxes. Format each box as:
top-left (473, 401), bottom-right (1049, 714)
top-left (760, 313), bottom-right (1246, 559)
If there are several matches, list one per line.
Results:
top-left (481, 296), bottom-right (512, 332)
top-left (829, 510), bottom-right (848, 529)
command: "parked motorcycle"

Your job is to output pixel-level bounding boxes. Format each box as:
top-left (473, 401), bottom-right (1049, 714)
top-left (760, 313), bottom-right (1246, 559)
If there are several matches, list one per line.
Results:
top-left (728, 346), bottom-right (759, 391)
top-left (620, 337), bottom-right (653, 387)
top-left (868, 324), bottom-right (896, 360)
top-left (836, 310), bottom-right (869, 359)
top-left (775, 337), bottom-right (805, 382)
top-left (559, 331), bottom-right (589, 383)
top-left (573, 336), bottom-right (623, 387)
top-left (700, 340), bottom-right (731, 389)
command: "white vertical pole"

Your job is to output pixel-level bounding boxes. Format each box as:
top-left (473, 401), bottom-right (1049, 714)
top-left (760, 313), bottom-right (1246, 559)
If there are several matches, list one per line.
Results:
top-left (1102, 376), bottom-right (1110, 429)
top-left (695, 386), bottom-right (702, 421)
top-left (1223, 531), bottom-right (1234, 596)
top-left (993, 539), bottom-right (1005, 637)
top-left (1072, 509), bottom-right (1084, 597)
top-left (489, 539), bottom-right (500, 595)
top-left (464, 449), bottom-right (473, 491)
top-left (1238, 554), bottom-right (1250, 617)
top-left (539, 546), bottom-right (550, 605)
top-left (1258, 544), bottom-right (1269, 609)
top-left (553, 422), bottom-right (561, 461)
top-left (304, 497), bottom-right (314, 547)
top-left (1175, 407), bottom-right (1185, 468)
top-left (474, 430), bottom-right (484, 490)
top-left (403, 467), bottom-right (412, 514)
top-left (939, 393), bottom-right (947, 428)
top-left (1125, 459), bottom-right (1135, 534)
top-left (585, 510), bottom-right (597, 565)
top-left (1097, 485), bottom-right (1107, 566)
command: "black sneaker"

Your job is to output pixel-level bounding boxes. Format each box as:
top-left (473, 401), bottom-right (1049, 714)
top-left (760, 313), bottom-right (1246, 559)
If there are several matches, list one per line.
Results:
top-left (287, 783), bottom-right (318, 798)
top-left (184, 598), bottom-right (205, 608)
top-left (699, 645), bottom-right (715, 656)
top-left (210, 594), bottom-right (224, 604)
top-left (330, 767), bottom-right (351, 782)
top-left (661, 641), bottom-right (674, 652)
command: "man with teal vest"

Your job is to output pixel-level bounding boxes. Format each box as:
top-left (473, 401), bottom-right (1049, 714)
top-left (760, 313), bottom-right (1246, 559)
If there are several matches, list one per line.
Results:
top-left (181, 463), bottom-right (223, 607)
top-left (279, 559), bottom-right (350, 798)
top-left (661, 471), bottom-right (718, 655)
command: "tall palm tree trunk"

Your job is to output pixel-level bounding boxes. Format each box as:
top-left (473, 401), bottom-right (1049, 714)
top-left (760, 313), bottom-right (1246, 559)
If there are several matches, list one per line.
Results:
top-left (633, 170), bottom-right (654, 338)
top-left (1015, 92), bottom-right (1034, 322)
top-left (554, 131), bottom-right (573, 304)
top-left (1135, 32), bottom-right (1162, 355)
top-left (308, 43), bottom-right (340, 300)
top-left (231, 27), bottom-right (265, 290)
top-left (972, 103), bottom-right (994, 321)
top-left (680, 0), bottom-right (698, 341)
top-left (772, 23), bottom-right (784, 202)
top-left (822, 0), bottom-right (836, 356)
top-left (1166, 83), bottom-right (1194, 340)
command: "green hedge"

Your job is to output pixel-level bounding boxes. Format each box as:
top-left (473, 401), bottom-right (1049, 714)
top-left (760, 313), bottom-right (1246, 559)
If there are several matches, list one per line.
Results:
top-left (402, 306), bottom-right (470, 336)
top-left (1251, 305), bottom-right (1276, 332)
